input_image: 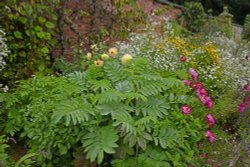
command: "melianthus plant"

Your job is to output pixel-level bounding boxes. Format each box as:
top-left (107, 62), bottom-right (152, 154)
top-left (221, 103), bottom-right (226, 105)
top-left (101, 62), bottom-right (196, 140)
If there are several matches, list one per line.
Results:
top-left (0, 54), bottom-right (204, 166)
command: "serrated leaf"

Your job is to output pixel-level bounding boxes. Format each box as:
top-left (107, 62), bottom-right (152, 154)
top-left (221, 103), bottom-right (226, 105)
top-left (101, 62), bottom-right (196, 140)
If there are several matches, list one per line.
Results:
top-left (82, 126), bottom-right (118, 164)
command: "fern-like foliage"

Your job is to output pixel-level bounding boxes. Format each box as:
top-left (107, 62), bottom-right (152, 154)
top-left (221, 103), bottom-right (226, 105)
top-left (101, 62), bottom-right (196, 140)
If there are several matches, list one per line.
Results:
top-left (0, 57), bottom-right (203, 165)
top-left (104, 61), bottom-right (127, 83)
top-left (0, 135), bottom-right (9, 165)
top-left (135, 97), bottom-right (170, 118)
top-left (52, 97), bottom-right (94, 126)
top-left (82, 126), bottom-right (119, 164)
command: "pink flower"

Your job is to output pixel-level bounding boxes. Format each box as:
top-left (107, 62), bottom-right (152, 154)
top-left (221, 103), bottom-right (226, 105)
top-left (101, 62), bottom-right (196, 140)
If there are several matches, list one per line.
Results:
top-left (206, 159), bottom-right (211, 164)
top-left (206, 99), bottom-right (213, 109)
top-left (199, 95), bottom-right (207, 104)
top-left (183, 80), bottom-right (191, 86)
top-left (201, 153), bottom-right (206, 158)
top-left (198, 95), bottom-right (213, 108)
top-left (245, 96), bottom-right (250, 103)
top-left (206, 114), bottom-right (216, 128)
top-left (189, 68), bottom-right (198, 81)
top-left (196, 88), bottom-right (208, 97)
top-left (205, 130), bottom-right (215, 142)
top-left (239, 103), bottom-right (248, 113)
top-left (192, 82), bottom-right (203, 89)
top-left (181, 105), bottom-right (192, 115)
top-left (242, 84), bottom-right (249, 91)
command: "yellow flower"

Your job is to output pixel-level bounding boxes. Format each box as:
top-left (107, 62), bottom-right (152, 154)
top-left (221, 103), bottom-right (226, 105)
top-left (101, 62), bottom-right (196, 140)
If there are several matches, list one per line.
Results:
top-left (108, 47), bottom-right (118, 57)
top-left (94, 59), bottom-right (103, 67)
top-left (87, 53), bottom-right (92, 60)
top-left (121, 54), bottom-right (132, 64)
top-left (90, 44), bottom-right (97, 50)
top-left (101, 53), bottom-right (109, 60)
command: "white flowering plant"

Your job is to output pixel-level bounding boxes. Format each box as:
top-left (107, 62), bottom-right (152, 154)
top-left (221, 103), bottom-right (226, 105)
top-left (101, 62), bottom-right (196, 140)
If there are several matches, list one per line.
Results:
top-left (0, 29), bottom-right (9, 73)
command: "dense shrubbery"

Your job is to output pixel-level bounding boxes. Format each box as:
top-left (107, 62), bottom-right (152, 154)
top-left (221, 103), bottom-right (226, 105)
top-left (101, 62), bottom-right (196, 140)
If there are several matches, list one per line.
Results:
top-left (0, 0), bottom-right (57, 85)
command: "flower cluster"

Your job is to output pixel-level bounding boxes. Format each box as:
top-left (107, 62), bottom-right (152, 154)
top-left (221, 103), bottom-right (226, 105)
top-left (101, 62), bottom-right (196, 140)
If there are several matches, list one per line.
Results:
top-left (183, 68), bottom-right (216, 142)
top-left (209, 33), bottom-right (250, 89)
top-left (87, 45), bottom-right (132, 67)
top-left (238, 83), bottom-right (250, 113)
top-left (0, 29), bottom-right (9, 72)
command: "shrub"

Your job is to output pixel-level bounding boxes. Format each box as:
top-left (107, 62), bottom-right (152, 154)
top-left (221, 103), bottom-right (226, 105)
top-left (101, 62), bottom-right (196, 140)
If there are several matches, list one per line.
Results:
top-left (182, 2), bottom-right (206, 32)
top-left (0, 0), bottom-right (57, 85)
top-left (1, 55), bottom-right (204, 166)
top-left (203, 16), bottom-right (233, 38)
top-left (243, 14), bottom-right (250, 40)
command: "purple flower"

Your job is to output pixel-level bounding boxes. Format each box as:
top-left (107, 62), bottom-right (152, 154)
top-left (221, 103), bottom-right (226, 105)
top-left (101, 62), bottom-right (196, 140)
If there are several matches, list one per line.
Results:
top-left (189, 68), bottom-right (198, 81)
top-left (205, 114), bottom-right (216, 128)
top-left (239, 103), bottom-right (248, 113)
top-left (245, 55), bottom-right (249, 60)
top-left (181, 105), bottom-right (192, 115)
top-left (206, 130), bottom-right (215, 142)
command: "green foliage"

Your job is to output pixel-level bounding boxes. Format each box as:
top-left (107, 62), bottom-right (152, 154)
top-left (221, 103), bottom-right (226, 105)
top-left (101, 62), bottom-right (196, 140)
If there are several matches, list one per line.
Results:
top-left (243, 14), bottom-right (250, 40)
top-left (0, 135), bottom-right (9, 165)
top-left (203, 16), bottom-right (233, 38)
top-left (82, 126), bottom-right (119, 164)
top-left (0, 0), bottom-right (57, 85)
top-left (0, 57), bottom-right (203, 165)
top-left (182, 2), bottom-right (207, 32)
top-left (111, 0), bottom-right (146, 39)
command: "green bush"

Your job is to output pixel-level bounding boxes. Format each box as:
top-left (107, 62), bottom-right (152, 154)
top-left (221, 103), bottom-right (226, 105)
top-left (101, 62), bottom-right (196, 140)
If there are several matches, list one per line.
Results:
top-left (0, 0), bottom-right (58, 85)
top-left (1, 57), bottom-right (204, 166)
top-left (182, 2), bottom-right (206, 32)
top-left (243, 14), bottom-right (250, 40)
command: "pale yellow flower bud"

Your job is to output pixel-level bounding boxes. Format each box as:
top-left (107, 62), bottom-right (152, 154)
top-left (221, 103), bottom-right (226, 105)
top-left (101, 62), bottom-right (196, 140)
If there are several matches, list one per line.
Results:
top-left (121, 54), bottom-right (132, 64)
top-left (101, 53), bottom-right (109, 60)
top-left (87, 53), bottom-right (92, 60)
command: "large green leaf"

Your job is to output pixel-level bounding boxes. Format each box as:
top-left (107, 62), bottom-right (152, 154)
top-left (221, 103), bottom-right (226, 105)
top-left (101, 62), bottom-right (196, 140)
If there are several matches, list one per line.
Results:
top-left (82, 126), bottom-right (119, 164)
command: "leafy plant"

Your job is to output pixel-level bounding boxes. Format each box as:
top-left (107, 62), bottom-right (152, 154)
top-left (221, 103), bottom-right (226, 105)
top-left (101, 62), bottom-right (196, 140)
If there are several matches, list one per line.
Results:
top-left (0, 0), bottom-right (58, 85)
top-left (243, 14), bottom-right (250, 40)
top-left (0, 135), bottom-right (9, 165)
top-left (182, 2), bottom-right (207, 32)
top-left (0, 56), bottom-right (204, 165)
